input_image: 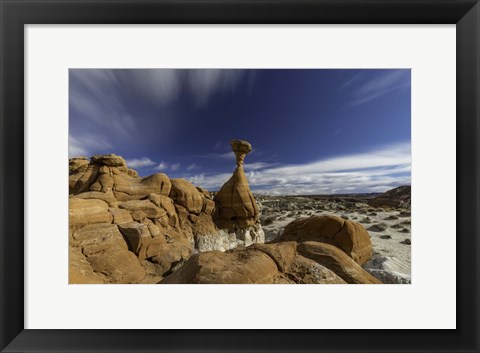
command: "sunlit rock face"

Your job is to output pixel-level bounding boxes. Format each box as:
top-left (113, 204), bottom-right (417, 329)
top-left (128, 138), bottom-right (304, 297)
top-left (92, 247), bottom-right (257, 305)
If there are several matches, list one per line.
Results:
top-left (68, 154), bottom-right (224, 284)
top-left (213, 140), bottom-right (265, 246)
top-left (68, 153), bottom-right (389, 285)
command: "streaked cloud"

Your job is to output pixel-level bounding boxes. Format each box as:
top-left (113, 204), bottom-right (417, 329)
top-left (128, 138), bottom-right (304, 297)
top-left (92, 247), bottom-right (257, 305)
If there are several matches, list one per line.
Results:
top-left (187, 69), bottom-right (250, 106)
top-left (340, 71), bottom-right (363, 89)
top-left (213, 141), bottom-right (225, 150)
top-left (70, 69), bottom-right (254, 153)
top-left (348, 70), bottom-right (410, 107)
top-left (155, 161), bottom-right (180, 172)
top-left (69, 70), bottom-right (137, 138)
top-left (69, 69), bottom-right (410, 195)
top-left (155, 161), bottom-right (170, 171)
top-left (125, 157), bottom-right (156, 168)
top-left (199, 151), bottom-right (236, 160)
top-left (187, 163), bottom-right (201, 171)
top-left (68, 133), bottom-right (112, 158)
top-left (187, 142), bottom-right (411, 195)
top-left (244, 162), bottom-right (279, 171)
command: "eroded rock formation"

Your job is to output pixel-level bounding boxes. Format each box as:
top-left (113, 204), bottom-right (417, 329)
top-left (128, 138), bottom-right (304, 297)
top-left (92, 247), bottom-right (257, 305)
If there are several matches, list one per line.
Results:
top-left (213, 140), bottom-right (265, 246)
top-left (161, 241), bottom-right (347, 284)
top-left (69, 154), bottom-right (221, 284)
top-left (69, 153), bottom-right (382, 285)
top-left (69, 154), bottom-right (170, 200)
top-left (276, 215), bottom-right (373, 265)
top-left (160, 239), bottom-right (379, 284)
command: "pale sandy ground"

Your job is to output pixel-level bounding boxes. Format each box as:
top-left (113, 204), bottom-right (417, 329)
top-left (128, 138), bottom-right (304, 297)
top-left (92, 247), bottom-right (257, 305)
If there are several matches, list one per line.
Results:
top-left (257, 196), bottom-right (411, 284)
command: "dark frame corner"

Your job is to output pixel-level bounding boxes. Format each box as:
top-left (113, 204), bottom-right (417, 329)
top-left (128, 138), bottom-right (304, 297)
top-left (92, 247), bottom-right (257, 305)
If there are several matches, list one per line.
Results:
top-left (1, 1), bottom-right (479, 352)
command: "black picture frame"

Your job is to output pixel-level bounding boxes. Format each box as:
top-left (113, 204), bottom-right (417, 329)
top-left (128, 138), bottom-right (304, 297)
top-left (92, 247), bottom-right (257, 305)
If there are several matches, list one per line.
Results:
top-left (1, 0), bottom-right (479, 352)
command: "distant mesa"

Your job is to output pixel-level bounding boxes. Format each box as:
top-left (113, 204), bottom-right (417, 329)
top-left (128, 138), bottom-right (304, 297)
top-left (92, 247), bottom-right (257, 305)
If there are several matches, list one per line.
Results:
top-left (368, 185), bottom-right (411, 208)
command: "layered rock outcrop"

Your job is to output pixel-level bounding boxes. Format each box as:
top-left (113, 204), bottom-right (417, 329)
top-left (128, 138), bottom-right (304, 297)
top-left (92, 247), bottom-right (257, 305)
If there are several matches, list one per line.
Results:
top-left (297, 241), bottom-right (381, 284)
top-left (161, 242), bottom-right (346, 284)
top-left (213, 140), bottom-right (265, 246)
top-left (69, 153), bottom-right (382, 285)
top-left (160, 239), bottom-right (379, 284)
top-left (69, 154), bottom-right (170, 200)
top-left (69, 154), bottom-right (222, 284)
top-left (70, 223), bottom-right (145, 284)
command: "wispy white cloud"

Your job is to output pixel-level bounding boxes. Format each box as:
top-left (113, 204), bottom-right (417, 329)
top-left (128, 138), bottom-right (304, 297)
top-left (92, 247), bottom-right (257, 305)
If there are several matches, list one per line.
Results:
top-left (244, 162), bottom-right (279, 171)
top-left (70, 70), bottom-right (137, 138)
top-left (70, 69), bottom-right (254, 150)
top-left (155, 161), bottom-right (170, 171)
top-left (198, 151), bottom-right (236, 160)
top-left (340, 71), bottom-right (363, 89)
top-left (116, 69), bottom-right (182, 106)
top-left (68, 134), bottom-right (113, 158)
top-left (155, 161), bottom-right (181, 172)
top-left (187, 163), bottom-right (201, 171)
top-left (214, 141), bottom-right (224, 150)
top-left (348, 70), bottom-right (410, 107)
top-left (69, 136), bottom-right (88, 158)
top-left (196, 149), bottom-right (265, 162)
top-left (186, 70), bottom-right (250, 106)
top-left (188, 172), bottom-right (231, 189)
top-left (125, 157), bottom-right (156, 168)
top-left (213, 140), bottom-right (233, 152)
top-left (187, 142), bottom-right (411, 195)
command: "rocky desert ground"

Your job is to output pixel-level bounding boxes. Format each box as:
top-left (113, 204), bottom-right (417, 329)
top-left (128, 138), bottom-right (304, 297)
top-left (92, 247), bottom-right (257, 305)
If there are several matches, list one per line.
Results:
top-left (69, 140), bottom-right (410, 285)
top-left (257, 187), bottom-right (411, 284)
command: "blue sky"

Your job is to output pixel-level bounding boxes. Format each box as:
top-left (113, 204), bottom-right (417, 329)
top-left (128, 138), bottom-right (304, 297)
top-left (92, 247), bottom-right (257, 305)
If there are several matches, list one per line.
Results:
top-left (69, 69), bottom-right (411, 195)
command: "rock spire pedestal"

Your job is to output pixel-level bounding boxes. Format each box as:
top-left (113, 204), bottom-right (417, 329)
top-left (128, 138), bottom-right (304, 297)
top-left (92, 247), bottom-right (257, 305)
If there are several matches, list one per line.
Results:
top-left (213, 140), bottom-right (265, 246)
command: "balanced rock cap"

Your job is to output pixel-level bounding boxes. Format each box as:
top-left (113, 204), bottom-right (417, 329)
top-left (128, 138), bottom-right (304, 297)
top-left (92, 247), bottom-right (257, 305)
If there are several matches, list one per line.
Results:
top-left (90, 154), bottom-right (127, 168)
top-left (231, 140), bottom-right (252, 167)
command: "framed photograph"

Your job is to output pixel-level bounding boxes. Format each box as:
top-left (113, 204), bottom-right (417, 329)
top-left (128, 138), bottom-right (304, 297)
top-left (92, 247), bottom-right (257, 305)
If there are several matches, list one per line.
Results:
top-left (1, 0), bottom-right (478, 352)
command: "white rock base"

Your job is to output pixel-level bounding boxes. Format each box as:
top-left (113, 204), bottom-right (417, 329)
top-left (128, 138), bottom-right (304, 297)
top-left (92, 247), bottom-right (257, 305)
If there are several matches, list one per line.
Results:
top-left (195, 223), bottom-right (265, 252)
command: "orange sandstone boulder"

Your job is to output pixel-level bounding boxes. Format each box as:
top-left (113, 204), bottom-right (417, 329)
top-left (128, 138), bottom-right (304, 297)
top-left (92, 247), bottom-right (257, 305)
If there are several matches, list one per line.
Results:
top-left (69, 198), bottom-right (113, 229)
top-left (297, 241), bottom-right (382, 284)
top-left (69, 247), bottom-right (105, 284)
top-left (74, 190), bottom-right (118, 207)
top-left (149, 229), bottom-right (193, 276)
top-left (108, 207), bottom-right (133, 224)
top-left (118, 200), bottom-right (167, 221)
top-left (160, 241), bottom-right (346, 284)
top-left (169, 178), bottom-right (204, 215)
top-left (148, 193), bottom-right (179, 226)
top-left (248, 242), bottom-right (297, 273)
top-left (69, 157), bottom-right (89, 175)
top-left (160, 248), bottom-right (279, 284)
top-left (90, 153), bottom-right (128, 168)
top-left (117, 221), bottom-right (193, 274)
top-left (112, 173), bottom-right (171, 201)
top-left (117, 221), bottom-right (167, 261)
top-left (69, 223), bottom-right (145, 284)
top-left (288, 255), bottom-right (347, 284)
top-left (277, 215), bottom-right (372, 265)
